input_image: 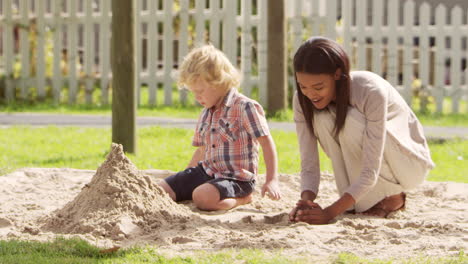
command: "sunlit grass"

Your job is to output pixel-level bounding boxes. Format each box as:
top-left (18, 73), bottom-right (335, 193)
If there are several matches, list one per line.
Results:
top-left (1, 126), bottom-right (466, 183)
top-left (334, 251), bottom-right (467, 264)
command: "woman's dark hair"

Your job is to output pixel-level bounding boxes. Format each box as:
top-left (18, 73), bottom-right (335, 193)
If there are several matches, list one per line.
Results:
top-left (293, 37), bottom-right (350, 137)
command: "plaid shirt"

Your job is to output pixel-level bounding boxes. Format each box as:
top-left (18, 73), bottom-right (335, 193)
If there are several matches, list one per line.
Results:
top-left (192, 89), bottom-right (270, 181)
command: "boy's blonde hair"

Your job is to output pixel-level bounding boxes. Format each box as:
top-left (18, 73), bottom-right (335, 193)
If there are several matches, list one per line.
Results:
top-left (178, 44), bottom-right (241, 91)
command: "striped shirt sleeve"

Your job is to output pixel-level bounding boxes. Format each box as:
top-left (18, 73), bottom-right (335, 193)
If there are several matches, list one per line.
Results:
top-left (242, 102), bottom-right (270, 138)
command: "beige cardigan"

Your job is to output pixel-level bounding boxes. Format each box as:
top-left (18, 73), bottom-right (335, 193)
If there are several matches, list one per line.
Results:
top-left (294, 71), bottom-right (435, 200)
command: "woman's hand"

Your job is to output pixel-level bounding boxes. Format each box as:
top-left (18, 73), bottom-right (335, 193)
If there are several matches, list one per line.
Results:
top-left (289, 199), bottom-right (320, 222)
top-left (294, 193), bottom-right (356, 224)
top-left (290, 199), bottom-right (333, 225)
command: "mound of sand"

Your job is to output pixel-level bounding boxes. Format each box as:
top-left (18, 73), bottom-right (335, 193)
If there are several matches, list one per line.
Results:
top-left (42, 144), bottom-right (197, 241)
top-left (0, 143), bottom-right (466, 259)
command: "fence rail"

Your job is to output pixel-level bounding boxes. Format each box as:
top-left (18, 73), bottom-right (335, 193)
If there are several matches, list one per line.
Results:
top-left (1, 0), bottom-right (467, 113)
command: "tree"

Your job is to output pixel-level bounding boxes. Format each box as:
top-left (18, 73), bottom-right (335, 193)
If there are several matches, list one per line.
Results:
top-left (267, 0), bottom-right (287, 113)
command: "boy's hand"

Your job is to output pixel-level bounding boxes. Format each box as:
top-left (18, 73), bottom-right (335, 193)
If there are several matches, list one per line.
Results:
top-left (261, 179), bottom-right (281, 200)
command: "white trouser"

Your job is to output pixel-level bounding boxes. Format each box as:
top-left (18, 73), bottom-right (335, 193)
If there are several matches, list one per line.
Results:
top-left (314, 107), bottom-right (429, 212)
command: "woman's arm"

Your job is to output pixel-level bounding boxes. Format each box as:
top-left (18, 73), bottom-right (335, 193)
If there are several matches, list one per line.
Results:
top-left (293, 92), bottom-right (322, 197)
top-left (289, 93), bottom-right (322, 221)
top-left (301, 190), bottom-right (317, 201)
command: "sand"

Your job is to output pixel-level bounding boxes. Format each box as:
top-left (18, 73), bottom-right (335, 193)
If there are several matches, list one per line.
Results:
top-left (0, 143), bottom-right (466, 260)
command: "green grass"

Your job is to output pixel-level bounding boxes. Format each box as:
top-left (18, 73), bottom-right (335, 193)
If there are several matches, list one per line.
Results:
top-left (334, 251), bottom-right (467, 264)
top-left (0, 126), bottom-right (466, 183)
top-left (0, 238), bottom-right (123, 264)
top-left (0, 237), bottom-right (305, 264)
top-left (1, 89), bottom-right (467, 126)
top-left (0, 238), bottom-right (465, 264)
top-left (426, 138), bottom-right (468, 182)
top-left (0, 237), bottom-right (303, 264)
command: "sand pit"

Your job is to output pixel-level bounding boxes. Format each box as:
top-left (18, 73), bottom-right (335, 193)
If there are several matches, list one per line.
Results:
top-left (41, 144), bottom-right (197, 242)
top-left (0, 143), bottom-right (466, 260)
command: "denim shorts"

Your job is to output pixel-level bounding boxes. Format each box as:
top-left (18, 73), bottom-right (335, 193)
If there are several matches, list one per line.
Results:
top-left (164, 163), bottom-right (255, 202)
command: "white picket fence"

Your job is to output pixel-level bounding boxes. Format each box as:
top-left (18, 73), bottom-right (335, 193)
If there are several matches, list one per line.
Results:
top-left (0, 0), bottom-right (467, 113)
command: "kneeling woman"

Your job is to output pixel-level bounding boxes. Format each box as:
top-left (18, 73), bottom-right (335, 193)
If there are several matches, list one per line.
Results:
top-left (289, 37), bottom-right (435, 224)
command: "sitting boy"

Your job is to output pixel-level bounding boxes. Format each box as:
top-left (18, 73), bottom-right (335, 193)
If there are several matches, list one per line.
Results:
top-left (158, 44), bottom-right (281, 211)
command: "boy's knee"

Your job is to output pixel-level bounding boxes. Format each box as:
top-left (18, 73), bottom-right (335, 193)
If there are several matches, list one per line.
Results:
top-left (192, 184), bottom-right (220, 210)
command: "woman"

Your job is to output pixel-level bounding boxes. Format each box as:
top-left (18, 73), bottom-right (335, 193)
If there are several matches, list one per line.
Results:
top-left (289, 37), bottom-right (435, 224)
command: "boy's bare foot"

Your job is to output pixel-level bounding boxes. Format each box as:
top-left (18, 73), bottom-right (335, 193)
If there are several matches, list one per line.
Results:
top-left (362, 192), bottom-right (406, 218)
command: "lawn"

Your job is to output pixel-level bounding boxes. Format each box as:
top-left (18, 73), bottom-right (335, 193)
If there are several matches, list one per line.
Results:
top-left (0, 126), bottom-right (466, 183)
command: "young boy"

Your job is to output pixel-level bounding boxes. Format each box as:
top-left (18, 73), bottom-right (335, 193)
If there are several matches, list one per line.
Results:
top-left (158, 44), bottom-right (281, 211)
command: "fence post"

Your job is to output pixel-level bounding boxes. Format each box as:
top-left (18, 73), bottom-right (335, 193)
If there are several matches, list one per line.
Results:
top-left (451, 6), bottom-right (462, 113)
top-left (163, 0), bottom-right (174, 106)
top-left (100, 0), bottom-right (111, 106)
top-left (266, 0), bottom-right (287, 114)
top-left (36, 0), bottom-right (46, 100)
top-left (111, 0), bottom-right (137, 153)
top-left (419, 3), bottom-right (431, 113)
top-left (434, 4), bottom-right (446, 113)
top-left (84, 0), bottom-right (94, 104)
top-left (147, 0), bottom-right (158, 105)
top-left (20, 0), bottom-right (31, 101)
top-left (403, 0), bottom-right (415, 105)
top-left (258, 0), bottom-right (268, 107)
top-left (52, 0), bottom-right (63, 105)
top-left (241, 0), bottom-right (253, 97)
top-left (68, 0), bottom-right (78, 104)
top-left (372, 0), bottom-right (383, 76)
top-left (3, 0), bottom-right (14, 102)
top-left (178, 0), bottom-right (189, 105)
top-left (356, 0), bottom-right (367, 70)
top-left (388, 0), bottom-right (399, 87)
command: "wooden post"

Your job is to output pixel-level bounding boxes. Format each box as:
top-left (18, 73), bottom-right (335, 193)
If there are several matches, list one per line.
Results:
top-left (266, 0), bottom-right (287, 114)
top-left (111, 0), bottom-right (136, 153)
